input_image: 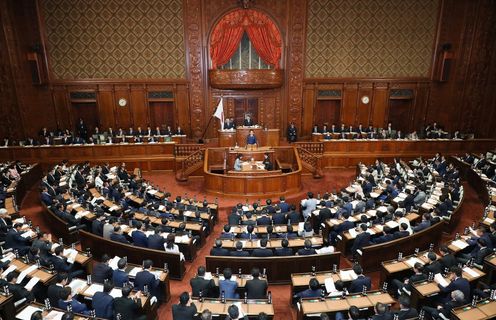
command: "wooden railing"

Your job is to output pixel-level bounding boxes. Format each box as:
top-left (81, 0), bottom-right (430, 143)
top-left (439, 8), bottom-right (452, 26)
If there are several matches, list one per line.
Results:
top-left (295, 142), bottom-right (324, 155)
top-left (176, 148), bottom-right (204, 181)
top-left (174, 144), bottom-right (203, 157)
top-left (296, 147), bottom-right (323, 178)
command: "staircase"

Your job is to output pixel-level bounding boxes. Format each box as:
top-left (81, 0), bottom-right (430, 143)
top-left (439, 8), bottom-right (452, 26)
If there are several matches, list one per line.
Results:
top-left (175, 145), bottom-right (205, 181)
top-left (296, 142), bottom-right (324, 178)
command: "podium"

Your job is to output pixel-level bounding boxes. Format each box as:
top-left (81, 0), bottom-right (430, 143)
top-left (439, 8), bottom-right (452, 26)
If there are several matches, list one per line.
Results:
top-left (218, 127), bottom-right (280, 147)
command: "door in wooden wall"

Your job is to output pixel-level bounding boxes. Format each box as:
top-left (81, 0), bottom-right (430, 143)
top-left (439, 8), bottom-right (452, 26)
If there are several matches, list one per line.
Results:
top-left (314, 100), bottom-right (341, 126)
top-left (387, 99), bottom-right (413, 134)
top-left (149, 102), bottom-right (175, 129)
top-left (72, 102), bottom-right (99, 134)
top-left (234, 97), bottom-right (259, 126)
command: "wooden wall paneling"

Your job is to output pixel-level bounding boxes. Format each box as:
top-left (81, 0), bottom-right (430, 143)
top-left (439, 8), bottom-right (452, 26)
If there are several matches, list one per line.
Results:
top-left (370, 83), bottom-right (388, 128)
top-left (338, 83), bottom-right (355, 125)
top-left (175, 84), bottom-right (191, 135)
top-left (51, 86), bottom-right (71, 130)
top-left (412, 82), bottom-right (430, 133)
top-left (302, 84), bottom-right (316, 138)
top-left (286, 0), bottom-right (307, 134)
top-left (113, 85), bottom-right (132, 129)
top-left (183, 0), bottom-right (206, 139)
top-left (97, 85), bottom-right (116, 130)
top-left (343, 84), bottom-right (361, 125)
top-left (129, 85), bottom-right (147, 128)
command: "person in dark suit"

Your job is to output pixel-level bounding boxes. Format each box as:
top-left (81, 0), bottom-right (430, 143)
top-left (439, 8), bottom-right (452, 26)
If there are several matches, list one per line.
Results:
top-left (351, 223), bottom-right (370, 257)
top-left (92, 282), bottom-right (114, 319)
top-left (220, 224), bottom-right (236, 239)
top-left (147, 227), bottom-right (165, 250)
top-left (287, 122), bottom-right (297, 143)
top-left (372, 226), bottom-right (395, 244)
top-left (135, 259), bottom-right (160, 298)
top-left (172, 292), bottom-right (197, 320)
top-left (438, 266), bottom-right (470, 303)
top-left (113, 286), bottom-right (146, 320)
top-left (329, 211), bottom-right (355, 245)
top-left (47, 272), bottom-right (69, 307)
top-left (371, 302), bottom-right (393, 320)
top-left (296, 239), bottom-right (317, 255)
top-left (395, 295), bottom-right (418, 320)
top-left (58, 287), bottom-right (90, 315)
top-left (210, 239), bottom-right (230, 256)
top-left (190, 266), bottom-right (216, 298)
top-left (391, 262), bottom-right (427, 297)
top-left (256, 210), bottom-right (271, 226)
top-left (112, 258), bottom-right (129, 287)
top-left (294, 278), bottom-right (322, 299)
top-left (262, 153), bottom-right (273, 171)
top-left (275, 239), bottom-right (294, 256)
top-left (91, 254), bottom-right (114, 284)
top-left (251, 239), bottom-right (273, 257)
top-left (423, 251), bottom-right (443, 275)
top-left (230, 241), bottom-right (250, 257)
top-left (286, 205), bottom-right (301, 224)
top-left (110, 226), bottom-right (130, 244)
top-left (422, 289), bottom-right (465, 320)
top-left (349, 264), bottom-right (371, 294)
top-left (457, 237), bottom-right (492, 266)
top-left (279, 225), bottom-right (298, 239)
top-left (50, 245), bottom-right (84, 280)
top-left (412, 213), bottom-right (431, 233)
top-left (6, 271), bottom-right (35, 303)
top-left (393, 223), bottom-right (410, 239)
top-left (439, 245), bottom-right (457, 270)
top-left (219, 268), bottom-right (239, 299)
top-left (228, 210), bottom-right (242, 225)
top-left (5, 223), bottom-right (30, 255)
top-left (131, 222), bottom-right (148, 248)
top-left (91, 214), bottom-right (105, 237)
top-left (245, 268), bottom-right (267, 299)
top-left (239, 224), bottom-right (258, 240)
top-left (226, 304), bottom-right (249, 320)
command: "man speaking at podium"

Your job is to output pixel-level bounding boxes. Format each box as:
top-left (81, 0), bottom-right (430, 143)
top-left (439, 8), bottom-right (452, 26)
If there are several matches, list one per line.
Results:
top-left (246, 129), bottom-right (258, 148)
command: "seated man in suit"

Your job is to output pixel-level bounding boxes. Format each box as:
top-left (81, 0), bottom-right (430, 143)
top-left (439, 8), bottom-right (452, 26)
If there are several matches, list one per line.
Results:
top-left (243, 114), bottom-right (255, 127)
top-left (110, 226), bottom-right (130, 244)
top-left (251, 238), bottom-right (273, 257)
top-left (422, 289), bottom-right (465, 320)
top-left (226, 304), bottom-right (249, 320)
top-left (92, 282), bottom-right (114, 319)
top-left (437, 266), bottom-right (470, 303)
top-left (6, 271), bottom-right (35, 303)
top-left (349, 264), bottom-right (371, 294)
top-left (210, 239), bottom-right (230, 256)
top-left (112, 258), bottom-right (129, 287)
top-left (262, 153), bottom-right (273, 171)
top-left (50, 245), bottom-right (84, 280)
top-left (294, 278), bottom-right (322, 300)
top-left (245, 268), bottom-right (267, 299)
top-left (5, 223), bottom-right (30, 255)
top-left (230, 241), bottom-right (250, 257)
top-left (439, 245), bottom-right (457, 269)
top-left (147, 227), bottom-right (165, 250)
top-left (457, 237), bottom-right (492, 266)
top-left (393, 295), bottom-right (418, 320)
top-left (91, 254), bottom-right (113, 284)
top-left (239, 224), bottom-right (258, 239)
top-left (275, 239), bottom-right (294, 256)
top-left (172, 292), bottom-right (197, 320)
top-left (220, 224), bottom-right (236, 239)
top-left (296, 239), bottom-right (317, 255)
top-left (412, 213), bottom-right (432, 233)
top-left (131, 222), bottom-right (148, 248)
top-left (219, 268), bottom-right (239, 299)
top-left (113, 286), bottom-right (145, 320)
top-left (135, 259), bottom-right (160, 299)
top-left (370, 302), bottom-right (393, 320)
top-left (58, 287), bottom-right (91, 315)
top-left (394, 223), bottom-right (410, 239)
top-left (391, 262), bottom-right (427, 297)
top-left (423, 251), bottom-right (443, 275)
top-left (372, 226), bottom-right (395, 244)
top-left (351, 223), bottom-right (370, 258)
top-left (190, 266), bottom-right (216, 298)
top-left (47, 272), bottom-right (69, 307)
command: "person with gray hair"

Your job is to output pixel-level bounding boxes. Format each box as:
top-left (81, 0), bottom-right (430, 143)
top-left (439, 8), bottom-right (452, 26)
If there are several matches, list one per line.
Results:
top-left (422, 289), bottom-right (465, 319)
top-left (200, 309), bottom-right (212, 320)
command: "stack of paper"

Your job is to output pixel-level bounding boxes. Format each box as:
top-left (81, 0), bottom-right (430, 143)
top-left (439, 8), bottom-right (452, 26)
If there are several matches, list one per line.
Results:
top-left (21, 230), bottom-right (35, 238)
top-left (16, 264), bottom-right (38, 284)
top-left (84, 283), bottom-right (104, 296)
top-left (405, 257), bottom-right (424, 268)
top-left (339, 269), bottom-right (358, 281)
top-left (462, 267), bottom-right (479, 278)
top-left (25, 277), bottom-right (40, 291)
top-left (1, 265), bottom-right (16, 278)
top-left (324, 277), bottom-right (336, 292)
top-left (110, 288), bottom-right (123, 298)
top-left (434, 273), bottom-right (449, 287)
top-left (129, 267), bottom-right (142, 277)
top-left (451, 240), bottom-right (469, 250)
top-left (15, 305), bottom-right (42, 320)
top-left (69, 279), bottom-right (88, 295)
top-left (347, 228), bottom-right (358, 238)
top-left (108, 256), bottom-right (121, 270)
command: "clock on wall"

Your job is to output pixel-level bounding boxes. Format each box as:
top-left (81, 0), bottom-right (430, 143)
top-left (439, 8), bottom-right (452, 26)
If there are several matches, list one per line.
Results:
top-left (361, 96), bottom-right (370, 104)
top-left (118, 98), bottom-right (127, 107)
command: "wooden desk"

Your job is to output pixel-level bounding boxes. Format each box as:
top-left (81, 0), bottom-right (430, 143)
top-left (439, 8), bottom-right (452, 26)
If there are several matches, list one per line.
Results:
top-left (206, 253), bottom-right (340, 284)
top-left (0, 294), bottom-right (15, 320)
top-left (218, 236), bottom-right (323, 250)
top-left (192, 298), bottom-right (274, 317)
top-left (452, 300), bottom-right (496, 320)
top-left (298, 291), bottom-right (394, 319)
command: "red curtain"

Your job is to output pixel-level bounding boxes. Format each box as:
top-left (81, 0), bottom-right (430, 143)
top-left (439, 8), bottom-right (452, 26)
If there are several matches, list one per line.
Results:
top-left (210, 9), bottom-right (282, 69)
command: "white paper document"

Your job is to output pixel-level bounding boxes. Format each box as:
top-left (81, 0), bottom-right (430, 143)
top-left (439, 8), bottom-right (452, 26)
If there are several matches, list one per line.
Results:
top-left (339, 269), bottom-right (358, 281)
top-left (25, 277), bottom-right (40, 291)
top-left (451, 240), bottom-right (469, 250)
top-left (16, 264), bottom-right (38, 284)
top-left (434, 273), bottom-right (449, 287)
top-left (324, 277), bottom-right (336, 292)
top-left (463, 267), bottom-right (480, 278)
top-left (84, 283), bottom-right (104, 296)
top-left (16, 305), bottom-right (42, 320)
